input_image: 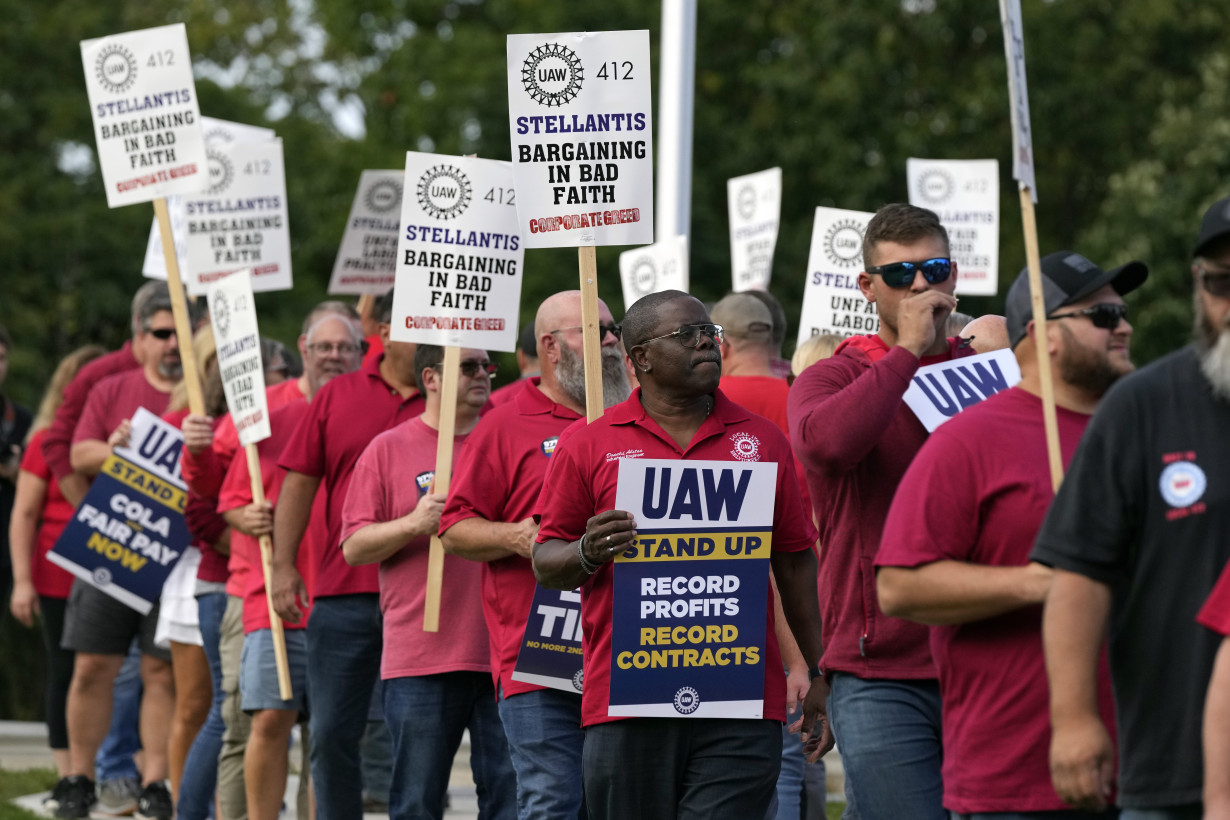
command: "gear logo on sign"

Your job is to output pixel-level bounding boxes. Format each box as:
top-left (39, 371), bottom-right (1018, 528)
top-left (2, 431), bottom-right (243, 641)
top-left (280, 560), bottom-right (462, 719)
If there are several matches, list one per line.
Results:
top-left (212, 292), bottom-right (232, 340)
top-left (417, 165), bottom-right (472, 221)
top-left (736, 184), bottom-right (757, 222)
top-left (365, 180), bottom-right (403, 214)
top-left (521, 43), bottom-right (584, 107)
top-left (93, 567), bottom-right (113, 587)
top-left (205, 149), bottom-right (234, 195)
top-left (824, 220), bottom-right (865, 269)
top-left (571, 670), bottom-right (584, 692)
top-left (915, 168), bottom-right (955, 205)
top-left (95, 43), bottom-right (137, 94)
top-left (673, 686), bottom-right (700, 715)
top-left (730, 432), bottom-right (761, 462)
top-left (204, 126), bottom-right (235, 144)
top-left (631, 257), bottom-right (658, 296)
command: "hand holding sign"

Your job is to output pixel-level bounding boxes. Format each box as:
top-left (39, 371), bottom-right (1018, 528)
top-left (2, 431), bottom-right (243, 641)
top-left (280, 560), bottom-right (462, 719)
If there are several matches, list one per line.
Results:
top-left (582, 510), bottom-right (637, 568)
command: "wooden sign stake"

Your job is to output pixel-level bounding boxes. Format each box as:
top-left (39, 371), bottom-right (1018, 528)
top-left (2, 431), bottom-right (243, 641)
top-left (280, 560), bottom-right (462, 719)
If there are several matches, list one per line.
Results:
top-left (245, 443), bottom-right (293, 700)
top-left (153, 198), bottom-right (204, 416)
top-left (579, 246), bottom-right (605, 423)
top-left (423, 345), bottom-right (460, 632)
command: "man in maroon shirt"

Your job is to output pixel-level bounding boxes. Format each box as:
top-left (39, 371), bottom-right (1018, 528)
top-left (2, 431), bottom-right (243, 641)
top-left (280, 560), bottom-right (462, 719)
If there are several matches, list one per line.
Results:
top-left (788, 203), bottom-right (970, 820)
top-left (439, 290), bottom-right (628, 820)
top-left (271, 291), bottom-right (424, 820)
top-left (875, 252), bottom-right (1145, 817)
top-left (54, 287), bottom-right (184, 820)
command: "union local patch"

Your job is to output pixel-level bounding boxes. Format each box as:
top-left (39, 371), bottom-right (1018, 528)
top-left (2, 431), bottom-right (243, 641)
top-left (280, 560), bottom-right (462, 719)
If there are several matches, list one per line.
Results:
top-left (730, 432), bottom-right (761, 462)
top-left (540, 436), bottom-right (559, 457)
top-left (1159, 460), bottom-right (1207, 509)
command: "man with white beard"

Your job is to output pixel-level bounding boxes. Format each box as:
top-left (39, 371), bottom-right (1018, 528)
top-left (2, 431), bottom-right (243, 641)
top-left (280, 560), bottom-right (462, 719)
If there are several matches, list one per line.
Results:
top-left (1032, 196), bottom-right (1230, 819)
top-left (439, 291), bottom-right (630, 820)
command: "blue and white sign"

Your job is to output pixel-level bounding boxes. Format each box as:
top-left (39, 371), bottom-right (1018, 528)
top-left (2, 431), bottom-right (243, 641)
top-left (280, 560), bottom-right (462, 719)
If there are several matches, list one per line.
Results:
top-left (902, 348), bottom-right (1022, 432)
top-left (512, 586), bottom-right (584, 692)
top-left (609, 459), bottom-right (777, 719)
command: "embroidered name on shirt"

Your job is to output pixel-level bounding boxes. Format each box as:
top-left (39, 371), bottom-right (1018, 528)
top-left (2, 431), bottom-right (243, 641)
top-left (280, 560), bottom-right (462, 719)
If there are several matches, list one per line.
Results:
top-left (606, 448), bottom-right (646, 463)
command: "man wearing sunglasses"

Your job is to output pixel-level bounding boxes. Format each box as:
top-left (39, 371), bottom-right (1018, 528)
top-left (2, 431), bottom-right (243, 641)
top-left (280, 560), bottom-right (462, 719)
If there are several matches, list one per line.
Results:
top-left (1032, 198), bottom-right (1230, 820)
top-left (341, 344), bottom-right (515, 820)
top-left (876, 251), bottom-right (1146, 819)
top-left (533, 291), bottom-right (827, 819)
top-left (440, 290), bottom-right (629, 820)
top-left (787, 203), bottom-right (973, 820)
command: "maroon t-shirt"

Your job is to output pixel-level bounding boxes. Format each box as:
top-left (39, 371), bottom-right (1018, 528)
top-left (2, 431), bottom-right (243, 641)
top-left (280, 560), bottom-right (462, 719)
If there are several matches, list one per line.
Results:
top-left (278, 355), bottom-right (424, 598)
top-left (1199, 563), bottom-right (1230, 636)
top-left (45, 342), bottom-right (139, 479)
top-left (73, 368), bottom-right (172, 447)
top-left (877, 387), bottom-right (1117, 812)
top-left (439, 378), bottom-right (582, 698)
top-left (788, 334), bottom-right (973, 679)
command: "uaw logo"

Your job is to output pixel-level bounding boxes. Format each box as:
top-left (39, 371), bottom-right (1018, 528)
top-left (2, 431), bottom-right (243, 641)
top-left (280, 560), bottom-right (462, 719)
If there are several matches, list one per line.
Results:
top-left (95, 43), bottom-right (137, 94)
top-left (673, 685), bottom-right (700, 715)
top-left (521, 43), bottom-right (584, 107)
top-left (416, 164), bottom-right (472, 221)
top-left (730, 432), bottom-right (761, 462)
top-left (365, 179), bottom-right (403, 214)
top-left (823, 219), bottom-right (865, 269)
top-left (1159, 460), bottom-right (1207, 509)
top-left (93, 567), bottom-right (113, 586)
top-left (915, 168), bottom-right (955, 205)
top-left (630, 256), bottom-right (658, 296)
top-left (540, 436), bottom-right (559, 458)
top-left (415, 470), bottom-right (435, 496)
top-left (736, 184), bottom-right (757, 222)
top-left (203, 125), bottom-right (236, 144)
top-left (211, 291), bottom-right (232, 340)
top-left (571, 669), bottom-right (584, 692)
top-left (205, 148), bottom-right (234, 195)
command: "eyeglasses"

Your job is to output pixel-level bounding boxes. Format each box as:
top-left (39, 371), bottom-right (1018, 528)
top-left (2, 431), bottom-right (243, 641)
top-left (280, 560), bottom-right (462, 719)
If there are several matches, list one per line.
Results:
top-left (1046, 303), bottom-right (1129, 330)
top-left (638, 323), bottom-right (725, 348)
top-left (865, 257), bottom-right (953, 288)
top-left (549, 324), bottom-right (622, 340)
top-left (147, 328), bottom-right (177, 340)
top-left (1197, 265), bottom-right (1230, 299)
top-left (436, 360), bottom-right (498, 378)
top-left (306, 341), bottom-right (366, 356)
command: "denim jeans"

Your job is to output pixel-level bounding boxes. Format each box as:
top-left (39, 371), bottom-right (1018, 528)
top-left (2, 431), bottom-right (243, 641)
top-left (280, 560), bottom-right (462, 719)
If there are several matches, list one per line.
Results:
top-left (767, 719), bottom-right (808, 820)
top-left (177, 592), bottom-right (227, 820)
top-left (362, 686), bottom-right (392, 804)
top-left (827, 673), bottom-right (945, 820)
top-left (96, 640), bottom-right (142, 781)
top-left (384, 672), bottom-right (516, 820)
top-left (953, 812), bottom-right (1122, 819)
top-left (306, 594), bottom-right (382, 820)
top-left (1119, 808), bottom-right (1200, 820)
top-left (497, 687), bottom-right (586, 820)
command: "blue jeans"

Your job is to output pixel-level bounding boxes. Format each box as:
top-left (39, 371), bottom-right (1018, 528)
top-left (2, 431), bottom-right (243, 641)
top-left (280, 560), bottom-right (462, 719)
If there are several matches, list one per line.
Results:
top-left (497, 687), bottom-right (585, 820)
top-left (767, 719), bottom-right (808, 820)
top-left (178, 592), bottom-right (227, 820)
top-left (827, 674), bottom-right (944, 820)
top-left (96, 640), bottom-right (142, 781)
top-left (1119, 809), bottom-right (1199, 820)
top-left (362, 684), bottom-right (392, 804)
top-left (953, 812), bottom-right (1121, 819)
top-left (384, 672), bottom-right (516, 820)
top-left (306, 594), bottom-right (382, 820)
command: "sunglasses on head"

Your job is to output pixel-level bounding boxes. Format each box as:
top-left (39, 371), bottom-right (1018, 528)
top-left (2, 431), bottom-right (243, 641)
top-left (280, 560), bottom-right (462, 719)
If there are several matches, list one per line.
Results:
top-left (148, 328), bottom-right (177, 340)
top-left (1046, 302), bottom-right (1128, 330)
top-left (865, 257), bottom-right (953, 289)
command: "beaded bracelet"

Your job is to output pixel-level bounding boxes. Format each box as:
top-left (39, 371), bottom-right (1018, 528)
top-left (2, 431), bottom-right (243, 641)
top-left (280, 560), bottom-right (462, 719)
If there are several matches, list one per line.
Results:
top-left (576, 533), bottom-right (600, 575)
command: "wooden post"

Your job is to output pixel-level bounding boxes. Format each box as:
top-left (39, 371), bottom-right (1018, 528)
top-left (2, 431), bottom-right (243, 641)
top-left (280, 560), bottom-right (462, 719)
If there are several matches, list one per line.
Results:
top-left (423, 345), bottom-right (460, 632)
top-left (245, 443), bottom-right (293, 700)
top-left (578, 246), bottom-right (605, 423)
top-left (153, 198), bottom-right (205, 416)
top-left (1019, 187), bottom-right (1065, 492)
top-left (357, 293), bottom-right (375, 323)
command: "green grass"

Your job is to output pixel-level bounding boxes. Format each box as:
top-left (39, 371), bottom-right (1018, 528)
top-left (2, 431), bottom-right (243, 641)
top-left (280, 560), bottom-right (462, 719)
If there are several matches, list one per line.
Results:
top-left (0, 768), bottom-right (55, 819)
top-left (826, 803), bottom-right (845, 819)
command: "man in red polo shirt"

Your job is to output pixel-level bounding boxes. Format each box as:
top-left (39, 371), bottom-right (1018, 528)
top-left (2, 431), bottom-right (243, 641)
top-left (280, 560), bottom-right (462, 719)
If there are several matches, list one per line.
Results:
top-left (876, 252), bottom-right (1145, 818)
top-left (439, 290), bottom-right (629, 820)
top-left (271, 290), bottom-right (424, 819)
top-left (54, 285), bottom-right (183, 820)
top-left (534, 291), bottom-right (829, 819)
top-left (787, 203), bottom-right (972, 820)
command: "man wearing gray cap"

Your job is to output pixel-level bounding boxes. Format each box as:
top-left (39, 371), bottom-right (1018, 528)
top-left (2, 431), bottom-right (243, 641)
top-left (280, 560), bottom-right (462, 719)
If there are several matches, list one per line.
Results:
top-left (1032, 197), bottom-right (1230, 818)
top-left (876, 250), bottom-right (1144, 818)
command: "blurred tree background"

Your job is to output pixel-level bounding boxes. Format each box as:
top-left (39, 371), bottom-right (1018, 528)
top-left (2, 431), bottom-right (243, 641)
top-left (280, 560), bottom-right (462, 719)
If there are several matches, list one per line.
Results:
top-left (0, 0), bottom-right (1227, 716)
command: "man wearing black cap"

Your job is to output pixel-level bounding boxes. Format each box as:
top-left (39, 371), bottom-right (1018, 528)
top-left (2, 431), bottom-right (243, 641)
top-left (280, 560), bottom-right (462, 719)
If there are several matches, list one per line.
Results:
top-left (875, 251), bottom-right (1144, 818)
top-left (1032, 198), bottom-right (1230, 818)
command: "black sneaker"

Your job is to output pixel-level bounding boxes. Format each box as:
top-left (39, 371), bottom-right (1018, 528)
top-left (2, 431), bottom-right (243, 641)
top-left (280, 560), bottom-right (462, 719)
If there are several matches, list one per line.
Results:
top-left (52, 775), bottom-right (96, 819)
top-left (134, 781), bottom-right (173, 820)
top-left (42, 775), bottom-right (73, 814)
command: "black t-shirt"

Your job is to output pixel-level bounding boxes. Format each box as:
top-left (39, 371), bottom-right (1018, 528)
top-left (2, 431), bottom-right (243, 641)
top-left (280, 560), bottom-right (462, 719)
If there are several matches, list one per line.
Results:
top-left (0, 393), bottom-right (33, 576)
top-left (1032, 344), bottom-right (1230, 809)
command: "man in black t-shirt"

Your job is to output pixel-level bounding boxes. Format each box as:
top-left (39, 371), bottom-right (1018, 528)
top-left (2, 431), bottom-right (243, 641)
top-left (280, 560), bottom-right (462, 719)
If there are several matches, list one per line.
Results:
top-left (0, 324), bottom-right (33, 608)
top-left (1033, 196), bottom-right (1230, 818)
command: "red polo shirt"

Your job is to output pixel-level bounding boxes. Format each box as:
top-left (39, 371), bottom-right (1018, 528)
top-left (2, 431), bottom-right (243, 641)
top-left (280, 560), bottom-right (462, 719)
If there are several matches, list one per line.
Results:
top-left (43, 342), bottom-right (139, 480)
top-left (440, 378), bottom-right (583, 697)
top-left (278, 354), bottom-right (425, 598)
top-left (535, 387), bottom-right (816, 727)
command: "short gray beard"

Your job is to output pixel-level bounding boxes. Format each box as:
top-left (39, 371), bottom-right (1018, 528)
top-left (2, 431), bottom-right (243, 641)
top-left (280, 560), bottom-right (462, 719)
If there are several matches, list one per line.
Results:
top-left (1194, 290), bottom-right (1230, 401)
top-left (557, 341), bottom-right (631, 409)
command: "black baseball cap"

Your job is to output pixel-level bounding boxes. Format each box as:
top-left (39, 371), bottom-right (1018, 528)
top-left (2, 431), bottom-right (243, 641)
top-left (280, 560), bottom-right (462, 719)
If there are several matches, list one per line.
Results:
top-left (1005, 251), bottom-right (1148, 349)
top-left (1194, 196), bottom-right (1230, 258)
